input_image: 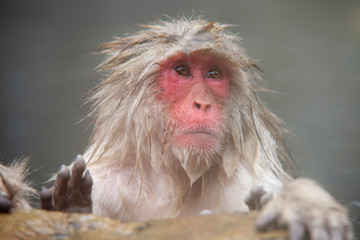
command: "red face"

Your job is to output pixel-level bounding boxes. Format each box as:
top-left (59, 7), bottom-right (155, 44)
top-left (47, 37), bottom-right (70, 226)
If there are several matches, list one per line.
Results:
top-left (158, 52), bottom-right (231, 152)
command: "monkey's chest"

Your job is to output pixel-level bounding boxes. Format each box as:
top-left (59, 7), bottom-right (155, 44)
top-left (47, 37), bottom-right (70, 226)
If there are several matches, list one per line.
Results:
top-left (89, 166), bottom-right (247, 222)
top-left (109, 184), bottom-right (213, 222)
top-left (89, 167), bottom-right (183, 221)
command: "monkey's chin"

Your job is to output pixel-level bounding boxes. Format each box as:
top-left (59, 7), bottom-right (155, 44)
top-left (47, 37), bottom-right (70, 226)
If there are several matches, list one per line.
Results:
top-left (174, 133), bottom-right (220, 152)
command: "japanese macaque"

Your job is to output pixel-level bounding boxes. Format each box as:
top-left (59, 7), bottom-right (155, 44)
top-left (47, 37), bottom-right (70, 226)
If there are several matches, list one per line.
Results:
top-left (0, 18), bottom-right (354, 239)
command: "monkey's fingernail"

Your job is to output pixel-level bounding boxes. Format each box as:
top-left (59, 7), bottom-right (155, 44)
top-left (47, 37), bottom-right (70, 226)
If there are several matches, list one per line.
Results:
top-left (57, 165), bottom-right (70, 180)
top-left (0, 195), bottom-right (12, 212)
top-left (75, 155), bottom-right (86, 166)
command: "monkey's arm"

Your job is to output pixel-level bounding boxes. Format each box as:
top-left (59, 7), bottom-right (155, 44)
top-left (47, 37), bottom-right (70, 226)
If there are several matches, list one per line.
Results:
top-left (40, 155), bottom-right (92, 213)
top-left (253, 178), bottom-right (353, 240)
top-left (0, 161), bottom-right (35, 213)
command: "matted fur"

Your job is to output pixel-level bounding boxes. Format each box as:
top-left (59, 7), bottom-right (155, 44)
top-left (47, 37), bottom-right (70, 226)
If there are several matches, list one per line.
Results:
top-left (83, 17), bottom-right (294, 216)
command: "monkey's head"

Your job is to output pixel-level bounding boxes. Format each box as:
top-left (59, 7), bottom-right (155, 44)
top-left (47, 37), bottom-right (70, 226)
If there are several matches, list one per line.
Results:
top-left (86, 18), bottom-right (292, 182)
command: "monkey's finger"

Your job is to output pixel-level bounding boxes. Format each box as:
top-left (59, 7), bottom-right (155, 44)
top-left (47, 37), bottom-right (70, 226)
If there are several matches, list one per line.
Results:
top-left (0, 194), bottom-right (12, 213)
top-left (309, 225), bottom-right (329, 240)
top-left (330, 228), bottom-right (343, 240)
top-left (251, 186), bottom-right (266, 196)
top-left (244, 192), bottom-right (256, 210)
top-left (255, 210), bottom-right (279, 231)
top-left (341, 216), bottom-right (354, 240)
top-left (325, 212), bottom-right (344, 240)
top-left (324, 209), bottom-right (354, 240)
top-left (40, 187), bottom-right (54, 211)
top-left (344, 225), bottom-right (354, 240)
top-left (82, 170), bottom-right (93, 204)
top-left (259, 192), bottom-right (273, 208)
top-left (328, 225), bottom-right (353, 240)
top-left (288, 221), bottom-right (305, 240)
top-left (333, 216), bottom-right (353, 240)
top-left (245, 186), bottom-right (266, 210)
top-left (54, 165), bottom-right (70, 209)
top-left (68, 155), bottom-right (86, 201)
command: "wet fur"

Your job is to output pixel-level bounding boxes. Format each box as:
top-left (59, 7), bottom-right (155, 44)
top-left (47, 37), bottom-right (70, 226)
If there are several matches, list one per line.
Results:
top-left (84, 17), bottom-right (293, 220)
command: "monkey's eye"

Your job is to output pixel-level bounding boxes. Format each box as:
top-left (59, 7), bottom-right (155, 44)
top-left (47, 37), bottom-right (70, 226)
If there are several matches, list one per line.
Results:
top-left (174, 65), bottom-right (191, 76)
top-left (205, 69), bottom-right (222, 79)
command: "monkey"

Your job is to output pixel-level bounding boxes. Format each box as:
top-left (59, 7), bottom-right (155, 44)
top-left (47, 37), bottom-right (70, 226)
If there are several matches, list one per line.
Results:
top-left (0, 18), bottom-right (354, 239)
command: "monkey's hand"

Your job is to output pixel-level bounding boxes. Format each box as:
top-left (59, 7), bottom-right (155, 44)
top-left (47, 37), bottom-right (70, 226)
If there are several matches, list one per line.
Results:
top-left (40, 155), bottom-right (92, 213)
top-left (245, 186), bottom-right (273, 211)
top-left (0, 161), bottom-right (35, 213)
top-left (0, 172), bottom-right (13, 213)
top-left (256, 178), bottom-right (353, 240)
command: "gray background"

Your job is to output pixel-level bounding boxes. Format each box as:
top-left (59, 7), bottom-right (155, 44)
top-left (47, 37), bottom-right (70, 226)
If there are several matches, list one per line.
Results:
top-left (1, 0), bottom-right (359, 235)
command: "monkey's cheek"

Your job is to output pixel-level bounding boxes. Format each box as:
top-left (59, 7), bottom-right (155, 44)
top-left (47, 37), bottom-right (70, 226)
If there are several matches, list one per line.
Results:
top-left (174, 133), bottom-right (220, 151)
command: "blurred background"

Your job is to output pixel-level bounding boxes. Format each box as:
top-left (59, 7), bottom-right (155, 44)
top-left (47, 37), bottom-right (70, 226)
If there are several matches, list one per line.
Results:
top-left (1, 0), bottom-right (359, 236)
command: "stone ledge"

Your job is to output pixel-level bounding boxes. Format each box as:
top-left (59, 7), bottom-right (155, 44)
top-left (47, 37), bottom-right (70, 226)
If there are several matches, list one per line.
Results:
top-left (0, 209), bottom-right (287, 240)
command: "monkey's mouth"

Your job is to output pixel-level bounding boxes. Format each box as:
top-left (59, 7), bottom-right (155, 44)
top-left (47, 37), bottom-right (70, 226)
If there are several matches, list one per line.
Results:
top-left (174, 130), bottom-right (221, 150)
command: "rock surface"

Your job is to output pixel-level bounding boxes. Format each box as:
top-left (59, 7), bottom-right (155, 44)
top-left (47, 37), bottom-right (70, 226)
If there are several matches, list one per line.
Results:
top-left (0, 209), bottom-right (287, 240)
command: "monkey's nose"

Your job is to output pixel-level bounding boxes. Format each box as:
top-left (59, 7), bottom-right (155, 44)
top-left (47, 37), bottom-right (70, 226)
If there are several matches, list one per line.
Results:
top-left (193, 101), bottom-right (211, 112)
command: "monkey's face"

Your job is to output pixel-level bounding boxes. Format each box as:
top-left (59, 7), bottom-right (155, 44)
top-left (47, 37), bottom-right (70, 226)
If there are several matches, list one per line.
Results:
top-left (158, 51), bottom-right (231, 153)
